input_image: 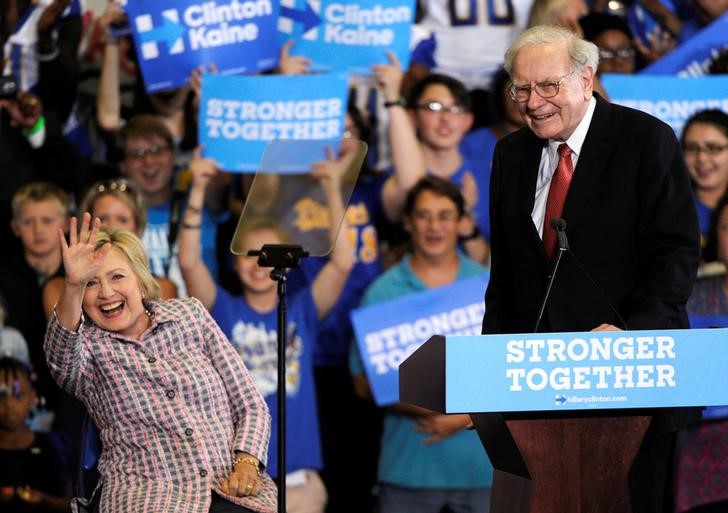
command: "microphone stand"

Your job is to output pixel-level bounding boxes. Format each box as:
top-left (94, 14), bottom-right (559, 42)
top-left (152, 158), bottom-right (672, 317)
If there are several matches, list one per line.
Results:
top-left (248, 243), bottom-right (309, 513)
top-left (534, 219), bottom-right (627, 332)
top-left (534, 229), bottom-right (567, 333)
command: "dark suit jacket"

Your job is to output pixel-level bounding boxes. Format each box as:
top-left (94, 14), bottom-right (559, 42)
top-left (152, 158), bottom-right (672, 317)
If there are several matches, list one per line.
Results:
top-left (482, 94), bottom-right (700, 432)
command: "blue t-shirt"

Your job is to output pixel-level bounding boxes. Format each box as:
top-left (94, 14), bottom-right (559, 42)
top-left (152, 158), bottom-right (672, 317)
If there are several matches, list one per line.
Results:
top-left (143, 199), bottom-right (220, 297)
top-left (287, 173), bottom-right (387, 366)
top-left (455, 131), bottom-right (497, 243)
top-left (384, 132), bottom-right (495, 244)
top-left (350, 252), bottom-right (493, 489)
top-left (211, 286), bottom-right (322, 479)
top-left (694, 196), bottom-right (711, 246)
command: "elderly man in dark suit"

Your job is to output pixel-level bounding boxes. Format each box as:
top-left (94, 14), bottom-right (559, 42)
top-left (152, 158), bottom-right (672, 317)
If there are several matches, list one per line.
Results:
top-left (482, 26), bottom-right (699, 513)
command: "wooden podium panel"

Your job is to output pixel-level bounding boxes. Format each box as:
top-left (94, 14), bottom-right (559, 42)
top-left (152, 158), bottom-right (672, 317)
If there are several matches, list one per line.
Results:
top-left (470, 413), bottom-right (650, 513)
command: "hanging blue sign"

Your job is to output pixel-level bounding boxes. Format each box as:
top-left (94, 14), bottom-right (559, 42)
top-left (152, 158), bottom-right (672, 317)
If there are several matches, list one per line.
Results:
top-left (351, 274), bottom-right (489, 406)
top-left (639, 13), bottom-right (728, 76)
top-left (199, 71), bottom-right (349, 172)
top-left (125, 0), bottom-right (280, 93)
top-left (420, 328), bottom-right (728, 413)
top-left (278, 0), bottom-right (414, 75)
top-left (601, 74), bottom-right (728, 136)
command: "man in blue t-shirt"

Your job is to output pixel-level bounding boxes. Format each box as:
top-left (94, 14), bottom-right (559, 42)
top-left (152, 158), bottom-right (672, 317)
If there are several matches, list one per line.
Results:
top-left (351, 176), bottom-right (493, 513)
top-left (119, 115), bottom-right (226, 296)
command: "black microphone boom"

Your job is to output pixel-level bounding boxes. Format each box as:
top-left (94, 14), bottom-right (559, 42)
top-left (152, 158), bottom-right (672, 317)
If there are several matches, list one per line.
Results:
top-left (535, 218), bottom-right (628, 332)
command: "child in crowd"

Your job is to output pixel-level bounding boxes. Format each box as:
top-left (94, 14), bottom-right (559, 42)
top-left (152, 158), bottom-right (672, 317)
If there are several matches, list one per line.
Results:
top-left (0, 357), bottom-right (72, 513)
top-left (0, 182), bottom-right (69, 423)
top-left (179, 146), bottom-right (356, 513)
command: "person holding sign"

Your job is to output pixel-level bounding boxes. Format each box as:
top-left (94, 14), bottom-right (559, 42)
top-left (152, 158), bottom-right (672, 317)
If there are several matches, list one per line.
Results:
top-left (483, 26), bottom-right (699, 513)
top-left (350, 176), bottom-right (492, 513)
top-left (178, 146), bottom-right (356, 513)
top-left (45, 216), bottom-right (276, 513)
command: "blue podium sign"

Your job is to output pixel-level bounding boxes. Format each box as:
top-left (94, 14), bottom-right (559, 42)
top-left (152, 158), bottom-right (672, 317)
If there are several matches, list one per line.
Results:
top-left (351, 274), bottom-right (489, 406)
top-left (426, 329), bottom-right (728, 413)
top-left (278, 0), bottom-right (415, 74)
top-left (125, 0), bottom-right (280, 92)
top-left (199, 71), bottom-right (349, 172)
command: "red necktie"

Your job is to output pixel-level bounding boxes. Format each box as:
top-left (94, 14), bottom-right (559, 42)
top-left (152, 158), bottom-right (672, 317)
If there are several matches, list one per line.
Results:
top-left (543, 143), bottom-right (574, 258)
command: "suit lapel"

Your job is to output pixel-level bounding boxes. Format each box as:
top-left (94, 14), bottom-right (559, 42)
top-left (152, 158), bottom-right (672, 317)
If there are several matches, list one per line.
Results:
top-left (517, 130), bottom-right (549, 261)
top-left (562, 95), bottom-right (613, 234)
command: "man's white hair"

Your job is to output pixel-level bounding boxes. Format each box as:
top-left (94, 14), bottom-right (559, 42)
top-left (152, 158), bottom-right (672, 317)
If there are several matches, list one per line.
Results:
top-left (504, 25), bottom-right (600, 77)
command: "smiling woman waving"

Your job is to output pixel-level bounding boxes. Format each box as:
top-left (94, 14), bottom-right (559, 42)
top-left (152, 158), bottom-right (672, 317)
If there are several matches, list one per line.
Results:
top-left (43, 214), bottom-right (277, 513)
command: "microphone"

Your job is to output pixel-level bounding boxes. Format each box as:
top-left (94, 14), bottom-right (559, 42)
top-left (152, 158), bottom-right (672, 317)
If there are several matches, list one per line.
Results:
top-left (534, 218), bottom-right (628, 332)
top-left (551, 218), bottom-right (569, 251)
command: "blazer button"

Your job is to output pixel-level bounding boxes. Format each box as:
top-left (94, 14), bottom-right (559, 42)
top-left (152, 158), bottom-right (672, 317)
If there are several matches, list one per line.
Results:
top-left (148, 356), bottom-right (157, 364)
top-left (185, 428), bottom-right (193, 436)
top-left (199, 469), bottom-right (208, 477)
top-left (166, 390), bottom-right (175, 399)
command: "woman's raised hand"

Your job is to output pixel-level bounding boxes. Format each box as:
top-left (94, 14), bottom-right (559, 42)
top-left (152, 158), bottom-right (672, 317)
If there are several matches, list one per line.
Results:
top-left (59, 213), bottom-right (110, 288)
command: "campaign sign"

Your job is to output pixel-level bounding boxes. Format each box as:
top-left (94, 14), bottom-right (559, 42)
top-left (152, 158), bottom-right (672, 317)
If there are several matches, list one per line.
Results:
top-left (601, 74), bottom-right (728, 136)
top-left (278, 0), bottom-right (414, 75)
top-left (199, 72), bottom-right (349, 172)
top-left (351, 274), bottom-right (489, 406)
top-left (125, 0), bottom-right (280, 93)
top-left (422, 328), bottom-right (728, 414)
top-left (640, 13), bottom-right (728, 76)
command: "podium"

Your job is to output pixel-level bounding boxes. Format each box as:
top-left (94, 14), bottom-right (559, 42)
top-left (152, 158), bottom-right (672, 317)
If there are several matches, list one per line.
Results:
top-left (398, 330), bottom-right (728, 513)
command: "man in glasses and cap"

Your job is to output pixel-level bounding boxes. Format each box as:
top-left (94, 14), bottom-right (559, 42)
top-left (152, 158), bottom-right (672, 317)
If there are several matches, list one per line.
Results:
top-left (482, 25), bottom-right (699, 513)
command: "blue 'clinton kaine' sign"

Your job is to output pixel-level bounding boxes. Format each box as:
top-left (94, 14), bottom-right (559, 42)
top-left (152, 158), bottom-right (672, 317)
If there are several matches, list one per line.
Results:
top-left (351, 274), bottom-right (488, 406)
top-left (199, 71), bottom-right (349, 172)
top-left (125, 0), bottom-right (280, 92)
top-left (278, 0), bottom-right (415, 75)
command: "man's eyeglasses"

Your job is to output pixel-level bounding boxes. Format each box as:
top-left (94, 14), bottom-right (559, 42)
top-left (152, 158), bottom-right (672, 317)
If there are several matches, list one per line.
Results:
top-left (124, 144), bottom-right (170, 161)
top-left (598, 48), bottom-right (636, 60)
top-left (508, 69), bottom-right (577, 103)
top-left (683, 143), bottom-right (728, 156)
top-left (411, 210), bottom-right (459, 223)
top-left (415, 101), bottom-right (468, 115)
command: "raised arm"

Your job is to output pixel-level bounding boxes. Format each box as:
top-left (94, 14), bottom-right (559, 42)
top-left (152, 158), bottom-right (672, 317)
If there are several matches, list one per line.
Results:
top-left (376, 52), bottom-right (427, 221)
top-left (95, 1), bottom-right (126, 131)
top-left (55, 214), bottom-right (109, 330)
top-left (309, 147), bottom-right (356, 319)
top-left (178, 147), bottom-right (219, 310)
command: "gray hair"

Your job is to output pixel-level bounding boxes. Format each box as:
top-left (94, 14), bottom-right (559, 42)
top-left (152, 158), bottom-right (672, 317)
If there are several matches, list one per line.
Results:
top-left (504, 25), bottom-right (599, 77)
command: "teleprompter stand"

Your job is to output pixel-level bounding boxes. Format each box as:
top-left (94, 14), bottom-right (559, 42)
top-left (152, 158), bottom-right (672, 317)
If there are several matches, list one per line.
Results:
top-left (248, 244), bottom-right (309, 513)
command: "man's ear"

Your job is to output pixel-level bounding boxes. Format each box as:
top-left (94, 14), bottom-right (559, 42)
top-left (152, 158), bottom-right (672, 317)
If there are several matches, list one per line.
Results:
top-left (581, 66), bottom-right (595, 99)
top-left (403, 214), bottom-right (413, 234)
top-left (464, 112), bottom-right (475, 132)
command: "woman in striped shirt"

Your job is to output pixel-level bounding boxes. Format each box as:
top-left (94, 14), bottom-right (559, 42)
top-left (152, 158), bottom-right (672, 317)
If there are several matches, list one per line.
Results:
top-left (44, 214), bottom-right (277, 513)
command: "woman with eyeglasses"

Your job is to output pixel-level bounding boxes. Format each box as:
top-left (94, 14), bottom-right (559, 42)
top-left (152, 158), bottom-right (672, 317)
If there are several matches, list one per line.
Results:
top-left (41, 179), bottom-right (178, 320)
top-left (681, 110), bottom-right (728, 251)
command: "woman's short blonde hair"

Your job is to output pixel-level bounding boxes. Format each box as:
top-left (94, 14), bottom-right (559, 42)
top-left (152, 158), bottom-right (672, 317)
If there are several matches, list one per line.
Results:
top-left (95, 228), bottom-right (162, 301)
